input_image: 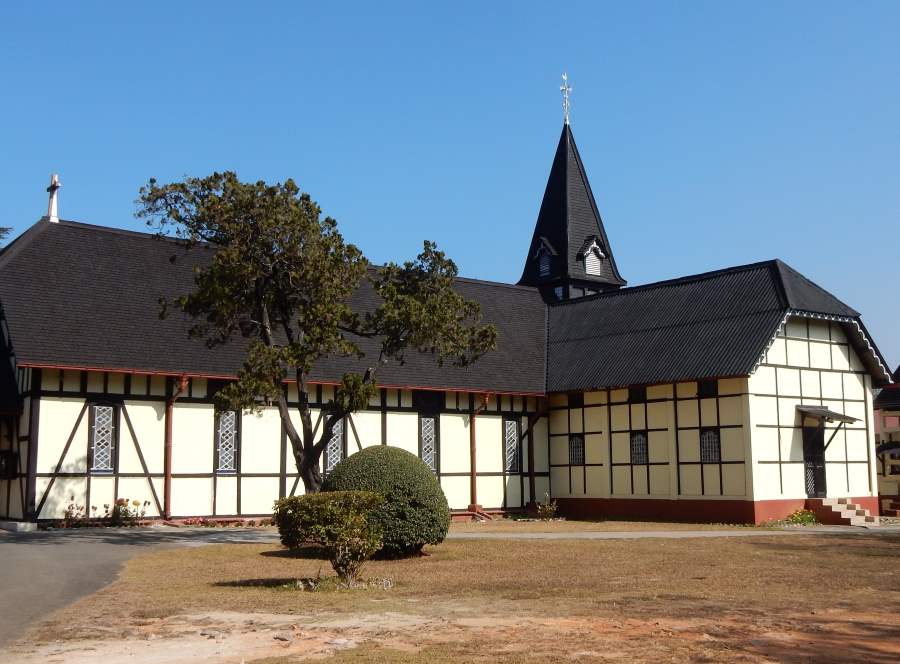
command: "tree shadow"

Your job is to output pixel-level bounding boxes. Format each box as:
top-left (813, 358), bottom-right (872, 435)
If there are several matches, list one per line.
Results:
top-left (1, 526), bottom-right (280, 547)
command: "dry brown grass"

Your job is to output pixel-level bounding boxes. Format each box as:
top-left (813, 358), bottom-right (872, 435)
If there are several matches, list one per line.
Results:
top-left (22, 533), bottom-right (900, 663)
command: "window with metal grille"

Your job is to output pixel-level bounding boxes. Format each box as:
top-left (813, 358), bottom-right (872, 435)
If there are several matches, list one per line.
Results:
top-left (420, 415), bottom-right (438, 472)
top-left (504, 418), bottom-right (521, 473)
top-left (700, 428), bottom-right (721, 463)
top-left (216, 410), bottom-right (239, 473)
top-left (324, 418), bottom-right (344, 474)
top-left (698, 379), bottom-right (718, 398)
top-left (568, 434), bottom-right (584, 465)
top-left (630, 431), bottom-right (648, 465)
top-left (90, 404), bottom-right (115, 472)
top-left (628, 386), bottom-right (647, 403)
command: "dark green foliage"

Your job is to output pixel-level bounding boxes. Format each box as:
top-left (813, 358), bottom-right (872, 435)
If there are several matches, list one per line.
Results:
top-left (323, 446), bottom-right (450, 556)
top-left (273, 491), bottom-right (383, 582)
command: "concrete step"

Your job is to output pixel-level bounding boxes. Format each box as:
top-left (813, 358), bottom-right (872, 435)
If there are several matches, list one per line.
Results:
top-left (882, 509), bottom-right (900, 517)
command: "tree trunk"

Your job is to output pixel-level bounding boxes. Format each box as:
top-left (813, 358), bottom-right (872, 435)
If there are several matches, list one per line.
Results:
top-left (299, 457), bottom-right (323, 494)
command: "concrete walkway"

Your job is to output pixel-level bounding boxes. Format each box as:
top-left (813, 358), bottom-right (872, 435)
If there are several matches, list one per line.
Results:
top-left (445, 525), bottom-right (900, 540)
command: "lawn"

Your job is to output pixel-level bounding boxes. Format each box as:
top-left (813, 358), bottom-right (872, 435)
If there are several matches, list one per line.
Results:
top-left (10, 531), bottom-right (900, 663)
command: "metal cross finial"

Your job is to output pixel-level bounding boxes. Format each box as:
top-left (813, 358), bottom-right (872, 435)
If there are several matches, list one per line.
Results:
top-left (560, 72), bottom-right (572, 125)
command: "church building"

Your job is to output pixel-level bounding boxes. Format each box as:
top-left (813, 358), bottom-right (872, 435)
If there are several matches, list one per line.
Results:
top-left (0, 118), bottom-right (893, 526)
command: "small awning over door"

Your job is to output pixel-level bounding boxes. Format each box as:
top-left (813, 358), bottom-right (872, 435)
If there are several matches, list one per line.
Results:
top-left (796, 405), bottom-right (858, 424)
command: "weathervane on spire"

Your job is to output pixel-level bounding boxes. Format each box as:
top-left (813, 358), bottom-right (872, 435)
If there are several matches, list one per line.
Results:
top-left (560, 72), bottom-right (572, 125)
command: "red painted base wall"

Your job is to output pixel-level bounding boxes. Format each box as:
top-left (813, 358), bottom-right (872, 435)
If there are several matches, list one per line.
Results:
top-left (556, 496), bottom-right (880, 525)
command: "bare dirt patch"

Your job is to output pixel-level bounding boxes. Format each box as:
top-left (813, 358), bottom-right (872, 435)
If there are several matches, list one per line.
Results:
top-left (7, 533), bottom-right (900, 663)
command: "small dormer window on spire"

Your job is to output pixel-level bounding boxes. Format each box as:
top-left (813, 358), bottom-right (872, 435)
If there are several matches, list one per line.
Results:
top-left (578, 236), bottom-right (606, 277)
top-left (533, 237), bottom-right (557, 279)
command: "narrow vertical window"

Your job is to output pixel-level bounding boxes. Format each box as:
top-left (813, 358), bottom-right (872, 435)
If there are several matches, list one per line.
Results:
top-left (90, 404), bottom-right (115, 472)
top-left (568, 434), bottom-right (584, 465)
top-left (629, 431), bottom-right (648, 465)
top-left (420, 415), bottom-right (438, 473)
top-left (504, 418), bottom-right (521, 473)
top-left (216, 410), bottom-right (239, 473)
top-left (538, 251), bottom-right (551, 277)
top-left (324, 417), bottom-right (344, 475)
top-left (700, 427), bottom-right (721, 463)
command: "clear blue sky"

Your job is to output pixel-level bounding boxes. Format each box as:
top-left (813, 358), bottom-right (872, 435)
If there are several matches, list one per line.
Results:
top-left (2, 2), bottom-right (898, 368)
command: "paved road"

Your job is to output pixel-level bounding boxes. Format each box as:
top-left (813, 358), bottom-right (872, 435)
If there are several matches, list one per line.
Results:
top-left (1, 524), bottom-right (897, 647)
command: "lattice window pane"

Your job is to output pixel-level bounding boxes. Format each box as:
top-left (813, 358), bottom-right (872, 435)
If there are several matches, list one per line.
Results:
top-left (420, 416), bottom-right (437, 472)
top-left (568, 434), bottom-right (584, 466)
top-left (630, 431), bottom-right (648, 465)
top-left (91, 405), bottom-right (115, 471)
top-left (504, 419), bottom-right (520, 473)
top-left (217, 410), bottom-right (238, 472)
top-left (700, 428), bottom-right (721, 464)
top-left (325, 419), bottom-right (344, 474)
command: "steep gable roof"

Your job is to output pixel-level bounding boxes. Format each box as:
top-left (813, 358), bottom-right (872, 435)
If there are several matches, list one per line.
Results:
top-left (519, 124), bottom-right (626, 290)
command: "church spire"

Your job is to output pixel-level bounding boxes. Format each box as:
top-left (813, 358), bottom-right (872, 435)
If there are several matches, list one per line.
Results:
top-left (519, 106), bottom-right (626, 300)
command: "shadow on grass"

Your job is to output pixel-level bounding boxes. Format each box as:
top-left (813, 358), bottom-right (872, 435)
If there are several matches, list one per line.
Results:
top-left (747, 532), bottom-right (900, 557)
top-left (214, 577), bottom-right (315, 589)
top-left (259, 546), bottom-right (329, 560)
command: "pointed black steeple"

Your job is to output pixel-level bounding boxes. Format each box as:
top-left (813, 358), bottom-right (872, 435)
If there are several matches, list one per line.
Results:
top-left (519, 124), bottom-right (626, 301)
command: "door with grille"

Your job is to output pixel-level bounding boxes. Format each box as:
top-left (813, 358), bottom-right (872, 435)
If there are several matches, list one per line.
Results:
top-left (802, 426), bottom-right (827, 498)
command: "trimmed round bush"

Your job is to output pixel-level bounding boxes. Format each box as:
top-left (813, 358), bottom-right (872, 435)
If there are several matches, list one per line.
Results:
top-left (322, 445), bottom-right (450, 556)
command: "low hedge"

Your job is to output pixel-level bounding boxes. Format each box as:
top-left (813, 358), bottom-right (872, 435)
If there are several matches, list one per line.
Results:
top-left (323, 445), bottom-right (450, 556)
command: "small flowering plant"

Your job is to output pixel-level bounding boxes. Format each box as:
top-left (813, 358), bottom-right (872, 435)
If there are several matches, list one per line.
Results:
top-left (61, 496), bottom-right (150, 527)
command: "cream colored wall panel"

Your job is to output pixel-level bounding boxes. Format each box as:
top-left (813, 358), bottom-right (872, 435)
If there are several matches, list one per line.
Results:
top-left (90, 476), bottom-right (116, 512)
top-left (610, 388), bottom-right (628, 403)
top-left (753, 463), bottom-right (782, 500)
top-left (505, 477), bottom-right (522, 508)
top-left (439, 414), bottom-right (471, 473)
top-left (150, 375), bottom-right (166, 396)
top-left (241, 408), bottom-right (281, 474)
top-left (825, 464), bottom-right (848, 495)
top-left (550, 467), bottom-right (570, 497)
top-left (776, 368), bottom-right (801, 397)
top-left (648, 430), bottom-right (668, 463)
top-left (780, 463), bottom-right (806, 498)
top-left (513, 396), bottom-right (523, 412)
top-left (37, 477), bottom-right (86, 519)
top-left (807, 319), bottom-right (830, 341)
top-left (848, 345), bottom-right (864, 372)
top-left (649, 465), bottom-right (669, 496)
top-left (172, 403), bottom-right (214, 474)
top-left (831, 345), bottom-right (851, 371)
top-left (400, 390), bottom-right (412, 408)
top-left (679, 465), bottom-right (701, 496)
top-left (632, 466), bottom-right (648, 494)
top-left (43, 369), bottom-right (60, 389)
top-left (678, 430), bottom-right (700, 462)
top-left (786, 339), bottom-right (809, 368)
top-left (534, 477), bottom-right (550, 504)
top-left (721, 427), bottom-right (745, 462)
top-left (284, 476), bottom-right (305, 497)
top-left (585, 466), bottom-right (607, 496)
top-left (38, 397), bottom-right (88, 473)
top-left (386, 412), bottom-right (418, 455)
top-left (532, 418), bottom-right (549, 472)
top-left (569, 466), bottom-right (585, 496)
top-left (476, 415), bottom-right (502, 474)
top-left (843, 400), bottom-right (866, 423)
top-left (809, 342), bottom-right (832, 370)
top-left (700, 398), bottom-right (717, 427)
top-left (824, 429), bottom-right (846, 462)
top-left (584, 406), bottom-right (606, 432)
top-left (241, 477), bottom-right (279, 514)
top-left (646, 402), bottom-right (668, 430)
top-left (766, 338), bottom-right (787, 365)
top-left (779, 427), bottom-right (803, 462)
top-left (322, 385), bottom-right (336, 403)
top-left (676, 382), bottom-right (698, 399)
top-left (610, 432), bottom-right (630, 464)
top-left (549, 409), bottom-right (568, 434)
top-left (108, 373), bottom-right (125, 394)
top-left (116, 477), bottom-right (161, 517)
top-left (845, 429), bottom-right (869, 461)
top-left (350, 412), bottom-right (381, 450)
top-left (702, 465), bottom-right (720, 495)
top-left (847, 464), bottom-right (871, 496)
top-left (785, 318), bottom-right (807, 338)
top-left (750, 426), bottom-right (779, 461)
top-left (215, 476), bottom-right (238, 515)
top-left (610, 405), bottom-right (629, 431)
top-left (87, 372), bottom-right (104, 393)
top-left (170, 478), bottom-right (213, 517)
top-left (584, 433), bottom-right (605, 465)
top-left (820, 372), bottom-right (843, 399)
top-left (549, 394), bottom-right (567, 408)
top-left (585, 390), bottom-right (607, 405)
top-left (192, 378), bottom-right (207, 399)
top-left (777, 398), bottom-right (802, 428)
top-left (62, 370), bottom-right (81, 392)
top-left (676, 400), bottom-right (699, 428)
top-left (718, 378), bottom-right (744, 396)
top-left (629, 404), bottom-right (646, 430)
top-left (568, 409), bottom-right (583, 434)
top-left (718, 397), bottom-right (743, 427)
top-left (842, 373), bottom-right (865, 401)
top-left (800, 370), bottom-right (820, 398)
top-left (648, 384), bottom-right (674, 400)
top-left (441, 477), bottom-right (469, 510)
top-left (750, 366), bottom-right (776, 395)
top-left (122, 401), bottom-right (165, 474)
top-left (611, 466), bottom-right (631, 495)
top-left (722, 464), bottom-right (746, 496)
top-left (829, 323), bottom-right (846, 343)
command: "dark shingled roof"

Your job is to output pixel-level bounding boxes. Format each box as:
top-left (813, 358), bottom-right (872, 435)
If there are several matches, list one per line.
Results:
top-left (547, 260), bottom-right (891, 391)
top-left (518, 124), bottom-right (626, 290)
top-left (0, 220), bottom-right (547, 394)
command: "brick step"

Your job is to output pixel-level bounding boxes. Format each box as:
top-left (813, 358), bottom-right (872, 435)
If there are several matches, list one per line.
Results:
top-left (883, 509), bottom-right (900, 517)
top-left (807, 498), bottom-right (877, 527)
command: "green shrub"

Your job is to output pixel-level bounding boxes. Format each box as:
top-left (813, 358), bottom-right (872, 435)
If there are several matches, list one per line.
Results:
top-left (323, 446), bottom-right (450, 556)
top-left (273, 491), bottom-right (383, 582)
top-left (535, 492), bottom-right (558, 521)
top-left (783, 509), bottom-right (819, 526)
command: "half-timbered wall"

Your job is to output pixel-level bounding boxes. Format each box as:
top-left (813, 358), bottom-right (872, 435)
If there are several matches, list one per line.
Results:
top-left (27, 367), bottom-right (546, 520)
top-left (0, 367), bottom-right (30, 519)
top-left (547, 378), bottom-right (749, 501)
top-left (748, 316), bottom-right (876, 501)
